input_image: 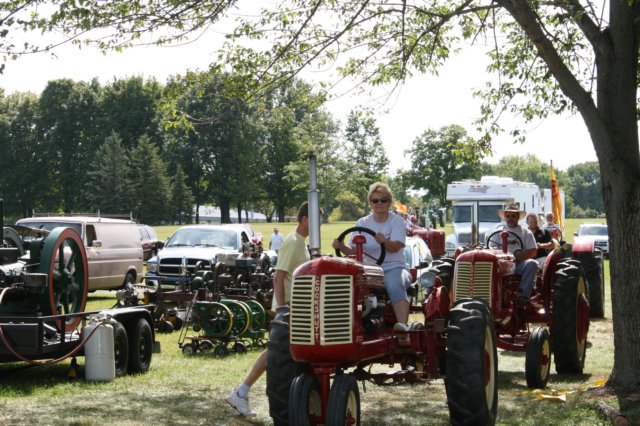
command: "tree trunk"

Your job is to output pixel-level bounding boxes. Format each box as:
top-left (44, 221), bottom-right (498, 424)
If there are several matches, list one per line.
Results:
top-left (598, 2), bottom-right (640, 393)
top-left (220, 198), bottom-right (231, 224)
top-left (237, 202), bottom-right (242, 223)
top-left (502, 0), bottom-right (640, 392)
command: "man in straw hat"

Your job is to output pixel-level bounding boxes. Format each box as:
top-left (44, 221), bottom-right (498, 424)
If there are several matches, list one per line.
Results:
top-left (489, 203), bottom-right (538, 301)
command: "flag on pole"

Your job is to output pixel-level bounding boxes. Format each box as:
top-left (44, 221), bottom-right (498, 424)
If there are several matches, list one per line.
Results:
top-left (550, 161), bottom-right (564, 232)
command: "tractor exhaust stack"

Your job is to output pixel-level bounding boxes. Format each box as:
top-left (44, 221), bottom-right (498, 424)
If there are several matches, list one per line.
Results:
top-left (307, 150), bottom-right (321, 258)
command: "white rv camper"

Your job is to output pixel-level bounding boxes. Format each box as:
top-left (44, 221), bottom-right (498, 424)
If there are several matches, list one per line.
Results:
top-left (445, 176), bottom-right (565, 256)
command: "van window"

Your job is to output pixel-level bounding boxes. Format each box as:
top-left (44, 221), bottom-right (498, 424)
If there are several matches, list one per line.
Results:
top-left (86, 225), bottom-right (97, 247)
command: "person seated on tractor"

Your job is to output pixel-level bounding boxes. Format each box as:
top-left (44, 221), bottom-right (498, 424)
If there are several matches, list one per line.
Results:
top-left (526, 213), bottom-right (556, 269)
top-left (332, 182), bottom-right (412, 342)
top-left (489, 203), bottom-right (538, 301)
top-left (543, 211), bottom-right (563, 241)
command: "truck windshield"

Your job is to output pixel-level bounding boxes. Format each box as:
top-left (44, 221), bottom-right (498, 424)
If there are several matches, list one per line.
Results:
top-left (453, 205), bottom-right (502, 223)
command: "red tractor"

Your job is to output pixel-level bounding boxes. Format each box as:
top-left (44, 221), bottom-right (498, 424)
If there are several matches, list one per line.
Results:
top-left (266, 226), bottom-right (498, 426)
top-left (440, 229), bottom-right (590, 388)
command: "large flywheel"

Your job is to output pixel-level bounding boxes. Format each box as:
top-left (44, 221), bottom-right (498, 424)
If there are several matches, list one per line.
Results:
top-left (38, 227), bottom-right (88, 331)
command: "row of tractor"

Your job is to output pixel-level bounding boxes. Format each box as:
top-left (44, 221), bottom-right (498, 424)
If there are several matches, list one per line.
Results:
top-left (1, 151), bottom-right (602, 425)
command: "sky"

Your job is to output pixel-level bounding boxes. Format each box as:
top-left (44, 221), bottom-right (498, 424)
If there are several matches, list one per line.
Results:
top-left (0, 13), bottom-right (598, 174)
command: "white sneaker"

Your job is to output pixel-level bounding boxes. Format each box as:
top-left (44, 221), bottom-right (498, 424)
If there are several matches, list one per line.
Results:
top-left (225, 389), bottom-right (256, 417)
top-left (393, 322), bottom-right (410, 345)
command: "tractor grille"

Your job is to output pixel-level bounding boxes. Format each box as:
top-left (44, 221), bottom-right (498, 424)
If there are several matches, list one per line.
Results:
top-left (454, 261), bottom-right (493, 305)
top-left (290, 275), bottom-right (315, 345)
top-left (158, 258), bottom-right (211, 276)
top-left (290, 274), bottom-right (353, 346)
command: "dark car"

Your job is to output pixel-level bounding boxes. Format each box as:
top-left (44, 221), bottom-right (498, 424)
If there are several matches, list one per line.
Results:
top-left (138, 224), bottom-right (163, 261)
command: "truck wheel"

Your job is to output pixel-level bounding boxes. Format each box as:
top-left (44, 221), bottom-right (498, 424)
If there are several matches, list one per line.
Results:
top-left (445, 298), bottom-right (498, 426)
top-left (575, 251), bottom-right (604, 318)
top-left (113, 321), bottom-right (129, 377)
top-left (123, 272), bottom-right (135, 287)
top-left (551, 265), bottom-right (589, 374)
top-left (266, 306), bottom-right (307, 426)
top-left (289, 373), bottom-right (322, 426)
top-left (326, 374), bottom-right (360, 426)
top-left (525, 327), bottom-right (551, 388)
top-left (127, 318), bottom-right (153, 374)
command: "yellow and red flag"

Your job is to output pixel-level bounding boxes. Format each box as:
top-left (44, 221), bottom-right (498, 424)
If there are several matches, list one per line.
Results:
top-left (550, 162), bottom-right (564, 232)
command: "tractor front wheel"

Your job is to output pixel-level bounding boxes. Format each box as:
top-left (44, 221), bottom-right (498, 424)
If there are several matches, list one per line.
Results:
top-left (326, 374), bottom-right (360, 426)
top-left (525, 327), bottom-right (551, 388)
top-left (445, 298), bottom-right (498, 426)
top-left (551, 265), bottom-right (589, 374)
top-left (289, 373), bottom-right (322, 426)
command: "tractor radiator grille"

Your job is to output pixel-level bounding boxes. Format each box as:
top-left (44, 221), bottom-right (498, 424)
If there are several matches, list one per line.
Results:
top-left (289, 274), bottom-right (353, 346)
top-left (320, 275), bottom-right (353, 345)
top-left (454, 261), bottom-right (493, 305)
top-left (159, 258), bottom-right (211, 276)
top-left (290, 275), bottom-right (315, 345)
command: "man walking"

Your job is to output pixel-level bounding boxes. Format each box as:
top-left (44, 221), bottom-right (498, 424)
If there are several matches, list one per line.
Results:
top-left (269, 226), bottom-right (284, 254)
top-left (225, 202), bottom-right (311, 417)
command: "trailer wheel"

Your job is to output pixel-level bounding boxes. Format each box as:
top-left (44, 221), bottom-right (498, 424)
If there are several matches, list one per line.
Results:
top-left (445, 298), bottom-right (497, 426)
top-left (199, 340), bottom-right (214, 353)
top-left (525, 327), bottom-right (551, 388)
top-left (551, 265), bottom-right (589, 374)
top-left (214, 344), bottom-right (229, 357)
top-left (113, 321), bottom-right (129, 377)
top-left (182, 343), bottom-right (196, 355)
top-left (127, 318), bottom-right (153, 374)
top-left (266, 306), bottom-right (307, 426)
top-left (289, 373), bottom-right (322, 426)
top-left (326, 374), bottom-right (360, 426)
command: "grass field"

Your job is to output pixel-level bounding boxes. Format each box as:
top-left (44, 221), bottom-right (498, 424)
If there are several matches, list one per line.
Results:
top-left (0, 218), bottom-right (631, 425)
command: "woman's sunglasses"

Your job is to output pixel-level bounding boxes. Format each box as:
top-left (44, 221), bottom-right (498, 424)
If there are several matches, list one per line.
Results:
top-left (371, 198), bottom-right (389, 204)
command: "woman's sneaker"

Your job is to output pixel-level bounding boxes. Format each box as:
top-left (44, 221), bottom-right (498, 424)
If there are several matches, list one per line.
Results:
top-left (225, 389), bottom-right (256, 417)
top-left (393, 322), bottom-right (411, 345)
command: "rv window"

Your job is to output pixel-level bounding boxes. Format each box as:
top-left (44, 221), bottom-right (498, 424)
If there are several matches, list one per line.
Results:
top-left (453, 206), bottom-right (471, 223)
top-left (478, 205), bottom-right (502, 222)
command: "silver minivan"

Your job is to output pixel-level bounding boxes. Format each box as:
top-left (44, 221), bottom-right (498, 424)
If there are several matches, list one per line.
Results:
top-left (15, 216), bottom-right (144, 291)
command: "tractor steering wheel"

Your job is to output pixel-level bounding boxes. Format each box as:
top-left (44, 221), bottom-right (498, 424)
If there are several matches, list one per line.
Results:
top-left (485, 229), bottom-right (524, 251)
top-left (335, 226), bottom-right (386, 265)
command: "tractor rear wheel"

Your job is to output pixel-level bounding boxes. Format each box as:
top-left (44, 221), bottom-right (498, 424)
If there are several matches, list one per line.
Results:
top-left (445, 298), bottom-right (498, 426)
top-left (525, 327), bottom-right (551, 388)
top-left (266, 306), bottom-right (307, 426)
top-left (289, 373), bottom-right (322, 426)
top-left (574, 251), bottom-right (605, 318)
top-left (429, 262), bottom-right (453, 291)
top-left (326, 374), bottom-right (360, 426)
top-left (551, 265), bottom-right (589, 374)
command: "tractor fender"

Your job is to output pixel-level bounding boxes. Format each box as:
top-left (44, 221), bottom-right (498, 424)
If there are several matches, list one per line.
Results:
top-left (424, 284), bottom-right (450, 319)
top-left (572, 238), bottom-right (595, 255)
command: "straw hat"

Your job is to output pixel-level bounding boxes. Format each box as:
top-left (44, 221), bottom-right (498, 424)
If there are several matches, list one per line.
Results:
top-left (498, 203), bottom-right (526, 220)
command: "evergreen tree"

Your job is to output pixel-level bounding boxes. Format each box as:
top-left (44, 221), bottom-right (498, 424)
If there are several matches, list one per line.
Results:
top-left (128, 135), bottom-right (170, 224)
top-left (170, 165), bottom-right (194, 224)
top-left (86, 132), bottom-right (131, 214)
